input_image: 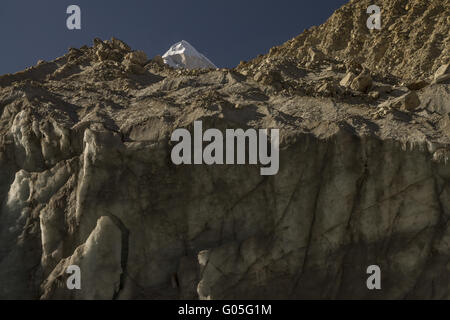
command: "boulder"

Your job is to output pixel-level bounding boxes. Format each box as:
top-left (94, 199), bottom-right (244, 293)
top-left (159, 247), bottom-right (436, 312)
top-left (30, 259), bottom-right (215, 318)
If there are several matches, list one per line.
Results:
top-left (433, 73), bottom-right (450, 84)
top-left (153, 55), bottom-right (165, 66)
top-left (383, 91), bottom-right (421, 111)
top-left (350, 72), bottom-right (373, 93)
top-left (369, 91), bottom-right (380, 100)
top-left (345, 58), bottom-right (363, 74)
top-left (406, 80), bottom-right (429, 91)
top-left (253, 71), bottom-right (264, 82)
top-left (124, 51), bottom-right (148, 66)
top-left (108, 49), bottom-right (124, 63)
top-left (95, 48), bottom-right (110, 62)
top-left (377, 85), bottom-right (393, 94)
top-left (162, 40), bottom-right (217, 69)
top-left (317, 81), bottom-right (342, 97)
top-left (123, 60), bottom-right (146, 74)
top-left (402, 91), bottom-right (421, 111)
top-left (308, 48), bottom-right (325, 62)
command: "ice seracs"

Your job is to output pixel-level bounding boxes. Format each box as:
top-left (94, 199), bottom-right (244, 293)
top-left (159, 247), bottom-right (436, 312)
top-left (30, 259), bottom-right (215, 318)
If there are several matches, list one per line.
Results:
top-left (162, 40), bottom-right (217, 70)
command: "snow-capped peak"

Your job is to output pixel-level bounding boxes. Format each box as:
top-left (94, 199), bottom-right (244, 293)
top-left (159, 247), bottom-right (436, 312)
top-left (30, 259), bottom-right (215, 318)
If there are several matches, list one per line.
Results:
top-left (162, 40), bottom-right (217, 70)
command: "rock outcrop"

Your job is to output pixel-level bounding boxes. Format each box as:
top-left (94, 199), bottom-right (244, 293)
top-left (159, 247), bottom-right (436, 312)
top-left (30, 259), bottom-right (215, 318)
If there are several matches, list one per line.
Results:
top-left (162, 40), bottom-right (217, 70)
top-left (238, 0), bottom-right (449, 82)
top-left (0, 0), bottom-right (449, 300)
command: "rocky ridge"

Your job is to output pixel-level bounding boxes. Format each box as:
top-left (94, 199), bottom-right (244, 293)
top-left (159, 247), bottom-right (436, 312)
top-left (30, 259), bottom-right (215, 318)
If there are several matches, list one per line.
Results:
top-left (162, 40), bottom-right (217, 69)
top-left (238, 0), bottom-right (449, 82)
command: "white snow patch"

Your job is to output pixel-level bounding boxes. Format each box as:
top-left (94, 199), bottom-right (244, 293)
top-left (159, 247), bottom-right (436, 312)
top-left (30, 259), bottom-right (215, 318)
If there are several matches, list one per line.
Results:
top-left (162, 40), bottom-right (217, 69)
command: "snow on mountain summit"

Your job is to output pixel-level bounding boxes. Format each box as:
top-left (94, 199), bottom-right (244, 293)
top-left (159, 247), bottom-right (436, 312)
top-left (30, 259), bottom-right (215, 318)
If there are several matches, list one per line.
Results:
top-left (162, 40), bottom-right (217, 69)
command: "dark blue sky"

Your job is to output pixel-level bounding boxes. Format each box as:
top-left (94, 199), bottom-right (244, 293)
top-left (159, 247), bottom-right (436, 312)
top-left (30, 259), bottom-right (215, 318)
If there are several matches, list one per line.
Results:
top-left (0, 0), bottom-right (348, 75)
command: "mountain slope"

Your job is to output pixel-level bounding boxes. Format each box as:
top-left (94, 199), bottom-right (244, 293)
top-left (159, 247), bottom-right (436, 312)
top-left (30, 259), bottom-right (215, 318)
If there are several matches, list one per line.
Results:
top-left (239, 0), bottom-right (449, 81)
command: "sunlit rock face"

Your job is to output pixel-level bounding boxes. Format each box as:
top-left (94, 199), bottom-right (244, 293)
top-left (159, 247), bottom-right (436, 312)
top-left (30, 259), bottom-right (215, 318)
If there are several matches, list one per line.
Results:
top-left (0, 0), bottom-right (449, 300)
